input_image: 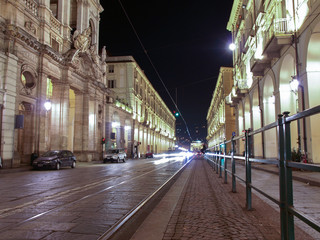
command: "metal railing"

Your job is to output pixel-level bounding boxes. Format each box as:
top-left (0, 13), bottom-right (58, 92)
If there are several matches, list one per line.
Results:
top-left (205, 105), bottom-right (320, 240)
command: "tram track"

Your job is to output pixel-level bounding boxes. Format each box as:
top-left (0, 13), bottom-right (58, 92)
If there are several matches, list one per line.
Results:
top-left (0, 157), bottom-right (192, 236)
top-left (98, 156), bottom-right (194, 240)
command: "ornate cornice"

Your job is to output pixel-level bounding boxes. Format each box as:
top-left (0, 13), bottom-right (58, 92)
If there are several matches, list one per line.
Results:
top-left (3, 23), bottom-right (110, 94)
top-left (227, 0), bottom-right (243, 31)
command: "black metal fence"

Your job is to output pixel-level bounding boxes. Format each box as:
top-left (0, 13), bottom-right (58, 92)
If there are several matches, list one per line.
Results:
top-left (205, 105), bottom-right (320, 240)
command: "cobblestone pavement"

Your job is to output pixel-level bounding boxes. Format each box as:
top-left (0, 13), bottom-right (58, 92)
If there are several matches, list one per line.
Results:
top-left (162, 158), bottom-right (313, 240)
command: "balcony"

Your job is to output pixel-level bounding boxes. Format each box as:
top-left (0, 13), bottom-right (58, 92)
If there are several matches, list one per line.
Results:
top-left (250, 55), bottom-right (271, 76)
top-left (23, 0), bottom-right (38, 17)
top-left (263, 18), bottom-right (293, 56)
top-left (230, 86), bottom-right (241, 105)
top-left (250, 18), bottom-right (293, 76)
top-left (225, 94), bottom-right (233, 105)
top-left (237, 79), bottom-right (249, 91)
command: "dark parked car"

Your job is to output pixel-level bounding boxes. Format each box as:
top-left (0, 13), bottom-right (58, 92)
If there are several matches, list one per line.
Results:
top-left (32, 150), bottom-right (76, 170)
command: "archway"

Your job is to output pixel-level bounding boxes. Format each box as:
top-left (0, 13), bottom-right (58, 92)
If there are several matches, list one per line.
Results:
top-left (252, 88), bottom-right (263, 157)
top-left (263, 76), bottom-right (277, 158)
top-left (18, 102), bottom-right (35, 164)
top-left (306, 32), bottom-right (320, 163)
top-left (111, 111), bottom-right (120, 149)
top-left (124, 119), bottom-right (131, 156)
top-left (66, 89), bottom-right (76, 152)
top-left (238, 103), bottom-right (245, 155)
top-left (244, 96), bottom-right (253, 157)
top-left (279, 54), bottom-right (299, 151)
top-left (244, 96), bottom-right (251, 130)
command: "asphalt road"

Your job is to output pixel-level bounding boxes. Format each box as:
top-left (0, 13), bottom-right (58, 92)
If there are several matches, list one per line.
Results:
top-left (0, 157), bottom-right (189, 240)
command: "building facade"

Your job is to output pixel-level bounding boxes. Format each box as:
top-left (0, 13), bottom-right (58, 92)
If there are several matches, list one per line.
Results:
top-left (0, 0), bottom-right (120, 168)
top-left (106, 56), bottom-right (176, 157)
top-left (227, 0), bottom-right (320, 163)
top-left (207, 67), bottom-right (236, 154)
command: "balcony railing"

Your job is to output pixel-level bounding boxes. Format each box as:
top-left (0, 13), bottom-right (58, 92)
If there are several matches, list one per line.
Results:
top-left (50, 15), bottom-right (62, 34)
top-left (23, 0), bottom-right (38, 17)
top-left (274, 18), bottom-right (293, 34)
top-left (237, 79), bottom-right (249, 90)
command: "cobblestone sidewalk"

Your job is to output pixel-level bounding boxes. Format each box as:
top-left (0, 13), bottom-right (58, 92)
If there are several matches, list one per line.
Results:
top-left (162, 158), bottom-right (312, 240)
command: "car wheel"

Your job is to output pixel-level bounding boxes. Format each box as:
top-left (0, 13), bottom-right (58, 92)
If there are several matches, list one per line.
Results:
top-left (56, 162), bottom-right (60, 170)
top-left (123, 157), bottom-right (126, 163)
top-left (71, 161), bottom-right (76, 168)
top-left (103, 159), bottom-right (107, 163)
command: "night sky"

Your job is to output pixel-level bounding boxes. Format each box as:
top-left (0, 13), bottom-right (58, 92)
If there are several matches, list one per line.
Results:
top-left (99, 1), bottom-right (234, 143)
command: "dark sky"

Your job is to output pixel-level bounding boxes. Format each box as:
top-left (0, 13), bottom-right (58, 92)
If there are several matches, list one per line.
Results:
top-left (99, 1), bottom-right (234, 142)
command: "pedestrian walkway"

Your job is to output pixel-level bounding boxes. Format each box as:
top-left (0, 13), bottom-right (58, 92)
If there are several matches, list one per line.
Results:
top-left (131, 158), bottom-right (315, 240)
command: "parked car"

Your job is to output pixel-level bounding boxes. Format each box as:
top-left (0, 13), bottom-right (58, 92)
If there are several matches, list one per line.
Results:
top-left (145, 152), bottom-right (153, 158)
top-left (32, 150), bottom-right (76, 170)
top-left (103, 149), bottom-right (126, 163)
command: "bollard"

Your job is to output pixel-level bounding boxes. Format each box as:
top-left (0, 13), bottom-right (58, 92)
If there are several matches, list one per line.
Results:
top-left (278, 114), bottom-right (287, 240)
top-left (245, 129), bottom-right (252, 210)
top-left (219, 145), bottom-right (222, 178)
top-left (216, 150), bottom-right (219, 174)
top-left (224, 141), bottom-right (227, 184)
top-left (283, 112), bottom-right (295, 239)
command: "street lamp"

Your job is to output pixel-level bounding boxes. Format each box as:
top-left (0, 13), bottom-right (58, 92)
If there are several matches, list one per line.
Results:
top-left (44, 100), bottom-right (52, 111)
top-left (229, 43), bottom-right (236, 51)
top-left (289, 76), bottom-right (308, 160)
top-left (289, 76), bottom-right (299, 93)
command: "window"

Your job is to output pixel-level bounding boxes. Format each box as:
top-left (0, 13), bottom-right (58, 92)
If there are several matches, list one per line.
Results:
top-left (108, 65), bottom-right (114, 73)
top-left (21, 71), bottom-right (35, 89)
top-left (108, 80), bottom-right (116, 88)
top-left (51, 38), bottom-right (59, 52)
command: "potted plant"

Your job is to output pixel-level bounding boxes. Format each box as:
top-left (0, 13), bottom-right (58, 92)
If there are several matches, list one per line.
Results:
top-left (291, 148), bottom-right (301, 162)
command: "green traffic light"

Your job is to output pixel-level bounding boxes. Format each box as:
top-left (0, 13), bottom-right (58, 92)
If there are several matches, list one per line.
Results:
top-left (175, 112), bottom-right (179, 117)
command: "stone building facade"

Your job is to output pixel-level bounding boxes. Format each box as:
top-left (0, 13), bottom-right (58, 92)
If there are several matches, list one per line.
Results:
top-left (106, 56), bottom-right (176, 158)
top-left (227, 0), bottom-right (320, 163)
top-left (206, 67), bottom-right (236, 154)
top-left (0, 0), bottom-right (117, 168)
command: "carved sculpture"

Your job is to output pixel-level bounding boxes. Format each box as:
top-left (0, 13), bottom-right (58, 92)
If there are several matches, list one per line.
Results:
top-left (73, 27), bottom-right (91, 53)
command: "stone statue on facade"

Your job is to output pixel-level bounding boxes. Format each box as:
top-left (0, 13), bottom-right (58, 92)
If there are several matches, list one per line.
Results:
top-left (73, 27), bottom-right (92, 53)
top-left (101, 46), bottom-right (106, 62)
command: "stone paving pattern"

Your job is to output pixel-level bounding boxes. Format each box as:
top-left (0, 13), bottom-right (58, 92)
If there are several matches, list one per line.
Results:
top-left (162, 158), bottom-right (313, 240)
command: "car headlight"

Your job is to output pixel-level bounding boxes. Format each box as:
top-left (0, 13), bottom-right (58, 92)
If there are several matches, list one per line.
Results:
top-left (112, 155), bottom-right (117, 159)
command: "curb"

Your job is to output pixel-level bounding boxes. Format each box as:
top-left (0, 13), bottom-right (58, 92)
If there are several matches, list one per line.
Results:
top-left (251, 164), bottom-right (320, 187)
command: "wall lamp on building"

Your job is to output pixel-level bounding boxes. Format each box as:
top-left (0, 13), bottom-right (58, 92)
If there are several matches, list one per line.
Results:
top-left (290, 76), bottom-right (300, 94)
top-left (44, 100), bottom-right (52, 111)
top-left (112, 122), bottom-right (120, 128)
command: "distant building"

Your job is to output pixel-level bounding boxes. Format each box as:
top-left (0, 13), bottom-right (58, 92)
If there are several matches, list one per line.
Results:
top-left (206, 67), bottom-right (235, 154)
top-left (190, 141), bottom-right (203, 152)
top-left (105, 56), bottom-right (176, 157)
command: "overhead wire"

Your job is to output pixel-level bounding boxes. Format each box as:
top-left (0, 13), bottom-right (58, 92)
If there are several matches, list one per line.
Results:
top-left (117, 0), bottom-right (193, 141)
